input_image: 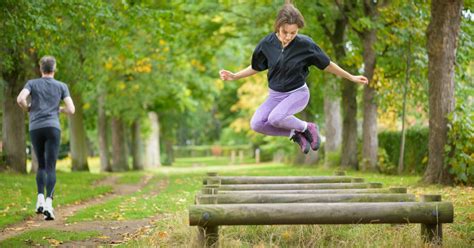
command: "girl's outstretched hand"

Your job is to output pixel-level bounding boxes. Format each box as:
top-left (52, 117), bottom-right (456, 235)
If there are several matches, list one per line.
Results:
top-left (219, 69), bottom-right (236, 81)
top-left (351, 75), bottom-right (369, 85)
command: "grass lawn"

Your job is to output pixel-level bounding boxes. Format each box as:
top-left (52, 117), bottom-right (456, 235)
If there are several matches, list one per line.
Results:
top-left (0, 171), bottom-right (110, 229)
top-left (1, 156), bottom-right (473, 247)
top-left (126, 157), bottom-right (474, 248)
top-left (0, 229), bottom-right (99, 248)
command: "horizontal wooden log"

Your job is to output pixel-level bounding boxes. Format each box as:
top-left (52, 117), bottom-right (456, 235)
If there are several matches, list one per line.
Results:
top-left (189, 202), bottom-right (453, 226)
top-left (217, 188), bottom-right (406, 194)
top-left (196, 193), bottom-right (416, 204)
top-left (216, 183), bottom-right (382, 191)
top-left (203, 176), bottom-right (362, 185)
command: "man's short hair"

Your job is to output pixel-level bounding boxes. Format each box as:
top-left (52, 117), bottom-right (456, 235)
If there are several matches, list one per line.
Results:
top-left (39, 56), bottom-right (56, 73)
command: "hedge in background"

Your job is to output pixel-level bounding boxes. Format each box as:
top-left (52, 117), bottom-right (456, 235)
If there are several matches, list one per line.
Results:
top-left (378, 127), bottom-right (429, 174)
top-left (446, 103), bottom-right (474, 185)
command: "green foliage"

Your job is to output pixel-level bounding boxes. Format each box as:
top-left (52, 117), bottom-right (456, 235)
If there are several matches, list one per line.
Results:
top-left (259, 136), bottom-right (295, 163)
top-left (378, 127), bottom-right (429, 174)
top-left (219, 127), bottom-right (249, 146)
top-left (324, 149), bottom-right (341, 168)
top-left (446, 101), bottom-right (474, 185)
top-left (376, 148), bottom-right (397, 175)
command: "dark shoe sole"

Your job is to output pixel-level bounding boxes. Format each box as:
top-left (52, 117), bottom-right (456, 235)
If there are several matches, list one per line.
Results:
top-left (36, 207), bottom-right (43, 214)
top-left (303, 142), bottom-right (310, 154)
top-left (44, 210), bottom-right (55, 221)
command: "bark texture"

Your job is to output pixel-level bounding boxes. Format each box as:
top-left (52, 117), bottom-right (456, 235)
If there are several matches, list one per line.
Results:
top-left (423, 0), bottom-right (463, 185)
top-left (2, 58), bottom-right (27, 173)
top-left (69, 93), bottom-right (89, 171)
top-left (131, 120), bottom-right (144, 170)
top-left (361, 0), bottom-right (379, 170)
top-left (111, 117), bottom-right (128, 171)
top-left (97, 94), bottom-right (111, 172)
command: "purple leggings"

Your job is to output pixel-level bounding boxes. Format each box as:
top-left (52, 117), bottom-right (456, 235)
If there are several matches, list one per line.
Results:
top-left (250, 85), bottom-right (309, 137)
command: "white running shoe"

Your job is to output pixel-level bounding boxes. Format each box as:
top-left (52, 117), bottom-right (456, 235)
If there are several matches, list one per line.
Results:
top-left (36, 194), bottom-right (45, 214)
top-left (43, 197), bottom-right (55, 220)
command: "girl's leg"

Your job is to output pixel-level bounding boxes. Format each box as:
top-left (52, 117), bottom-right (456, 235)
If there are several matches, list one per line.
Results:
top-left (44, 128), bottom-right (61, 199)
top-left (267, 87), bottom-right (310, 132)
top-left (250, 94), bottom-right (292, 137)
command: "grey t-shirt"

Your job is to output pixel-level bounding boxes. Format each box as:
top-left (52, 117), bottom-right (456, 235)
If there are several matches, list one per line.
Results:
top-left (23, 77), bottom-right (70, 131)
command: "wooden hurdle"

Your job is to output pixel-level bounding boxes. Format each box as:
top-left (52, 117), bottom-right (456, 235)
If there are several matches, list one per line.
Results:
top-left (190, 199), bottom-right (453, 246)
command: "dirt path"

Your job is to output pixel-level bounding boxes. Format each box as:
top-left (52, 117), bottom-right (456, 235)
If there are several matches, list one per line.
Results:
top-left (0, 174), bottom-right (168, 246)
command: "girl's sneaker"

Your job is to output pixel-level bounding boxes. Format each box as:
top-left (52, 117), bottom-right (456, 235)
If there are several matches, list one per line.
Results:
top-left (290, 133), bottom-right (310, 154)
top-left (43, 197), bottom-right (55, 220)
top-left (302, 123), bottom-right (321, 151)
top-left (36, 194), bottom-right (45, 214)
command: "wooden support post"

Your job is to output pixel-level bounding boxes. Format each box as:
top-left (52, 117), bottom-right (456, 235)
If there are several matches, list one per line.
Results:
top-left (368, 183), bottom-right (383, 188)
top-left (334, 171), bottom-right (346, 176)
top-left (203, 172), bottom-right (218, 185)
top-left (421, 194), bottom-right (443, 245)
top-left (351, 178), bottom-right (364, 183)
top-left (207, 172), bottom-right (218, 177)
top-left (206, 177), bottom-right (221, 186)
top-left (389, 187), bottom-right (407, 193)
top-left (197, 182), bottom-right (219, 247)
top-left (202, 185), bottom-right (219, 195)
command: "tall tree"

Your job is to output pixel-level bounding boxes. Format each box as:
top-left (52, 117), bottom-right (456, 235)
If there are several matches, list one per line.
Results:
top-left (315, 1), bottom-right (359, 169)
top-left (131, 120), bottom-right (144, 170)
top-left (354, 0), bottom-right (386, 170)
top-left (1, 53), bottom-right (27, 173)
top-left (0, 1), bottom-right (49, 173)
top-left (423, 0), bottom-right (463, 184)
top-left (97, 93), bottom-right (111, 171)
top-left (111, 117), bottom-right (128, 171)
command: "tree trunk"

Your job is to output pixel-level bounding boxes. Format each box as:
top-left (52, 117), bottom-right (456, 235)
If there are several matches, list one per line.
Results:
top-left (423, 0), bottom-right (463, 185)
top-left (2, 66), bottom-right (27, 173)
top-left (323, 85), bottom-right (342, 152)
top-left (340, 80), bottom-right (358, 170)
top-left (399, 37), bottom-right (411, 174)
top-left (68, 93), bottom-right (89, 171)
top-left (145, 112), bottom-right (161, 168)
top-left (329, 13), bottom-right (358, 170)
top-left (131, 119), bottom-right (144, 170)
top-left (164, 139), bottom-right (174, 166)
top-left (97, 93), bottom-right (111, 172)
top-left (111, 116), bottom-right (128, 171)
top-left (362, 27), bottom-right (378, 171)
top-left (323, 78), bottom-right (342, 168)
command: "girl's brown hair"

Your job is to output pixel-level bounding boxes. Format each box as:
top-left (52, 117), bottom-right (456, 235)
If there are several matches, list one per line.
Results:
top-left (274, 3), bottom-right (305, 32)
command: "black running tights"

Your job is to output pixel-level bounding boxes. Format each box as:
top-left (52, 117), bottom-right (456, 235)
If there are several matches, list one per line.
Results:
top-left (30, 127), bottom-right (61, 198)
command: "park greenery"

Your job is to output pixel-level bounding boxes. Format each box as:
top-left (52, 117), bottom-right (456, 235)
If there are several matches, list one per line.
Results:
top-left (0, 158), bottom-right (473, 247)
top-left (0, 2), bottom-right (473, 245)
top-left (1, 0), bottom-right (472, 184)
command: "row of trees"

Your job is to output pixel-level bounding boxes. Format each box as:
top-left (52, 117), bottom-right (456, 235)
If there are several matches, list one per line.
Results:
top-left (1, 1), bottom-right (471, 185)
top-left (0, 0), bottom-right (226, 172)
top-left (216, 0), bottom-right (471, 184)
